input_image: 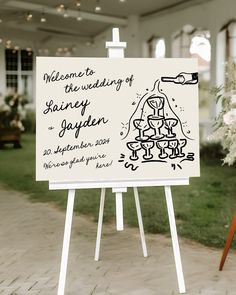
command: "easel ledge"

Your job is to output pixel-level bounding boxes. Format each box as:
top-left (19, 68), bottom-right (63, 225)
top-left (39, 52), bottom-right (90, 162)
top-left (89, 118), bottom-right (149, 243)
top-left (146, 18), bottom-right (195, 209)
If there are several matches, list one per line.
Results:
top-left (49, 178), bottom-right (189, 190)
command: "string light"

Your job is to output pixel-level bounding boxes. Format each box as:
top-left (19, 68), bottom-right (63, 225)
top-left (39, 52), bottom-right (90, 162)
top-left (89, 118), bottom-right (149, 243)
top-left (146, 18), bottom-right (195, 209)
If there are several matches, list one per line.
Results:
top-left (119, 0), bottom-right (126, 2)
top-left (0, 18), bottom-right (2, 23)
top-left (41, 9), bottom-right (46, 22)
top-left (6, 40), bottom-right (11, 49)
top-left (63, 8), bottom-right (69, 18)
top-left (76, 0), bottom-right (81, 8)
top-left (26, 11), bottom-right (33, 21)
top-left (57, 3), bottom-right (65, 12)
top-left (77, 8), bottom-right (83, 21)
top-left (95, 0), bottom-right (101, 12)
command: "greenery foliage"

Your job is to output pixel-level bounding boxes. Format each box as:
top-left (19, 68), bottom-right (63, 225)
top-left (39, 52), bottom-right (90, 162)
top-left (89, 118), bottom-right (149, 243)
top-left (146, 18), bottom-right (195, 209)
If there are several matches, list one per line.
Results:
top-left (22, 110), bottom-right (36, 133)
top-left (210, 61), bottom-right (236, 165)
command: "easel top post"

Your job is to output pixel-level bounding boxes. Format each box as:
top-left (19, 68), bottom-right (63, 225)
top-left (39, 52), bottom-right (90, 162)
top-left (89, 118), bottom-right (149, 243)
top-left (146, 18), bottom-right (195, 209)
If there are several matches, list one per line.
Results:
top-left (106, 27), bottom-right (127, 58)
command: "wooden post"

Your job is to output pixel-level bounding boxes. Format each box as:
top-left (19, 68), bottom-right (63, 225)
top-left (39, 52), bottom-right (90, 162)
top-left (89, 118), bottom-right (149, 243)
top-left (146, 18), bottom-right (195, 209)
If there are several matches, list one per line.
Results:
top-left (219, 212), bottom-right (236, 271)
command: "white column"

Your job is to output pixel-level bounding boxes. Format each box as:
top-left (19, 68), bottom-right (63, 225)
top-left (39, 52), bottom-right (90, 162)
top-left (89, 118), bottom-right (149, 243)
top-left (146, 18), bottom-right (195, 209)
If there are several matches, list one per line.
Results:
top-left (124, 15), bottom-right (141, 57)
top-left (180, 32), bottom-right (191, 58)
top-left (164, 34), bottom-right (172, 58)
top-left (228, 22), bottom-right (236, 62)
top-left (32, 47), bottom-right (36, 108)
top-left (209, 29), bottom-right (218, 120)
top-left (0, 46), bottom-right (6, 96)
top-left (216, 29), bottom-right (226, 115)
top-left (172, 35), bottom-right (181, 58)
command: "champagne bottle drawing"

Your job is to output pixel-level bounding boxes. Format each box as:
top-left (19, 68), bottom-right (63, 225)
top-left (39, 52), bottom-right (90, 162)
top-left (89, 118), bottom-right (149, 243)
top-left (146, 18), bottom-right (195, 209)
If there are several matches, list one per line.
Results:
top-left (161, 72), bottom-right (198, 85)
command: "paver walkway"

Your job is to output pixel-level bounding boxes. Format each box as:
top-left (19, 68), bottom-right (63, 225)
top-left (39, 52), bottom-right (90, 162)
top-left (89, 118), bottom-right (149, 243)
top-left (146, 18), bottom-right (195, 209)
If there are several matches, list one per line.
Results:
top-left (0, 187), bottom-right (236, 295)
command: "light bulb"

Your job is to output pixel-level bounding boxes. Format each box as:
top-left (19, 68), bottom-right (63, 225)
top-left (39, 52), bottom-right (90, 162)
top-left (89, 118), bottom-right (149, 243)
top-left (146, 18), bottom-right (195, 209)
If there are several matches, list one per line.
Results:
top-left (26, 12), bottom-right (33, 21)
top-left (76, 0), bottom-right (81, 7)
top-left (77, 9), bottom-right (82, 21)
top-left (41, 12), bottom-right (46, 22)
top-left (95, 6), bottom-right (101, 12)
top-left (95, 0), bottom-right (101, 12)
top-left (63, 8), bottom-right (69, 18)
top-left (57, 4), bottom-right (65, 12)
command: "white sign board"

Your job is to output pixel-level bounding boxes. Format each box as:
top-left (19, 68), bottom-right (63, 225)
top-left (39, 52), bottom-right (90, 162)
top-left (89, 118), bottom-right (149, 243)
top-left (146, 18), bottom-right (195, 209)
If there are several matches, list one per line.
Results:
top-left (36, 57), bottom-right (200, 184)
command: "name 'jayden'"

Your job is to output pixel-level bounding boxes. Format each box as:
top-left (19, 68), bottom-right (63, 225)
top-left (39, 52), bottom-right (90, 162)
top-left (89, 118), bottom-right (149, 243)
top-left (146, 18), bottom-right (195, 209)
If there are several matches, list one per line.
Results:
top-left (59, 115), bottom-right (108, 139)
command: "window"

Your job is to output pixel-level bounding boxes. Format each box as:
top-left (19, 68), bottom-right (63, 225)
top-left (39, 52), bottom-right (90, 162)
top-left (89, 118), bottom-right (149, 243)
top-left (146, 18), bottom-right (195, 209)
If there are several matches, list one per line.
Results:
top-left (5, 49), bottom-right (33, 97)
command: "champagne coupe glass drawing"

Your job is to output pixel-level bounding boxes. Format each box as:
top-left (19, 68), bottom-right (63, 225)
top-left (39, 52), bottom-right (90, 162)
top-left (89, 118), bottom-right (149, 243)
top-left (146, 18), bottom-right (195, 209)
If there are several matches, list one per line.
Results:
top-left (148, 115), bottom-right (164, 140)
top-left (178, 138), bottom-right (187, 157)
top-left (126, 141), bottom-right (141, 161)
top-left (147, 95), bottom-right (165, 117)
top-left (141, 141), bottom-right (154, 160)
top-left (168, 139), bottom-right (179, 159)
top-left (164, 118), bottom-right (178, 138)
top-left (133, 119), bottom-right (149, 141)
top-left (156, 140), bottom-right (168, 159)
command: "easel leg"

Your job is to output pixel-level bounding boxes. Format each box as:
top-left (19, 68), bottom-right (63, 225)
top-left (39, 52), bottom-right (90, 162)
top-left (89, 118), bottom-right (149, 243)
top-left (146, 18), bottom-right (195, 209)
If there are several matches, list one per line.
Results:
top-left (95, 188), bottom-right (106, 261)
top-left (116, 193), bottom-right (124, 231)
top-left (133, 187), bottom-right (148, 257)
top-left (57, 189), bottom-right (75, 295)
top-left (112, 188), bottom-right (126, 231)
top-left (164, 186), bottom-right (186, 294)
top-left (219, 213), bottom-right (236, 271)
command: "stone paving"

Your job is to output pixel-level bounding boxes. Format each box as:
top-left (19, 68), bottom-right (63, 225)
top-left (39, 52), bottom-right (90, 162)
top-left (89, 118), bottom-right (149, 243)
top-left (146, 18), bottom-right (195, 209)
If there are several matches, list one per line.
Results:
top-left (0, 187), bottom-right (236, 295)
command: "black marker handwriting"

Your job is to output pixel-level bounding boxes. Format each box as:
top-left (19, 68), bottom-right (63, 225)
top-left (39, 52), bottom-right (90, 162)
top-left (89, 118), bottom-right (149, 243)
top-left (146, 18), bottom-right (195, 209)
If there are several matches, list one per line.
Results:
top-left (59, 116), bottom-right (108, 139)
top-left (43, 99), bottom-right (90, 116)
top-left (43, 68), bottom-right (95, 84)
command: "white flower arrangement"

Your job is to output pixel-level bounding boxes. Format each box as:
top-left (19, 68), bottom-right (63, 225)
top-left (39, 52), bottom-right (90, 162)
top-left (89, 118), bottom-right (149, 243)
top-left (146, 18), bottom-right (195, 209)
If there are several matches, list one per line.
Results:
top-left (210, 61), bottom-right (236, 165)
top-left (0, 90), bottom-right (28, 131)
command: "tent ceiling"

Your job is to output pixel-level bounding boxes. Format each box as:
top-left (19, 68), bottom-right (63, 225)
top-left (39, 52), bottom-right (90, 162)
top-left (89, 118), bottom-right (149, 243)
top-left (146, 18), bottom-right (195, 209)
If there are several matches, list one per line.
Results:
top-left (0, 0), bottom-right (212, 45)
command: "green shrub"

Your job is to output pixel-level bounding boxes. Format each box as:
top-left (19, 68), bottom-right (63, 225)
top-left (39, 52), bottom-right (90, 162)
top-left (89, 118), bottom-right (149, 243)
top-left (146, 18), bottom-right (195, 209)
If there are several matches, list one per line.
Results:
top-left (200, 141), bottom-right (225, 163)
top-left (23, 110), bottom-right (36, 133)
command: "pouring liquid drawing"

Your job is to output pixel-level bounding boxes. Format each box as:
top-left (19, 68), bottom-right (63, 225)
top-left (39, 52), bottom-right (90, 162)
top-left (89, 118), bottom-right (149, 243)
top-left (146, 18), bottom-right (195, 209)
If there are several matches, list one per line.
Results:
top-left (161, 72), bottom-right (198, 85)
top-left (120, 75), bottom-right (198, 171)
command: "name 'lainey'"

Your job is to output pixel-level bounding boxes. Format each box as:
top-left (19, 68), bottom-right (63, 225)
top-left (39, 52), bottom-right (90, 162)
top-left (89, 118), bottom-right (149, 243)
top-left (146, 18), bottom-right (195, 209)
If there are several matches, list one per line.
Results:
top-left (43, 99), bottom-right (90, 116)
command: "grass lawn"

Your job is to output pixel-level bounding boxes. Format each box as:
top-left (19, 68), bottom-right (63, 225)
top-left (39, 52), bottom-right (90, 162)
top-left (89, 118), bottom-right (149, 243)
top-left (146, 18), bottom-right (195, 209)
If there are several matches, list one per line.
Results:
top-left (1, 134), bottom-right (236, 248)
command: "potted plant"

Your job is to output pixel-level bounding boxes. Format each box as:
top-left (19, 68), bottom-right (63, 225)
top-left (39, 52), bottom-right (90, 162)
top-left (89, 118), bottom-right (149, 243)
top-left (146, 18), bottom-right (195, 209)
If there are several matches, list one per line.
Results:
top-left (0, 91), bottom-right (28, 148)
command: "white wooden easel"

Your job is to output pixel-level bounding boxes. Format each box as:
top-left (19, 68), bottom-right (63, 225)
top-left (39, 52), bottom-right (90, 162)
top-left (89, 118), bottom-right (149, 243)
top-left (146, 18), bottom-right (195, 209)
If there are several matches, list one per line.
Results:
top-left (53, 28), bottom-right (186, 295)
top-left (94, 28), bottom-right (148, 262)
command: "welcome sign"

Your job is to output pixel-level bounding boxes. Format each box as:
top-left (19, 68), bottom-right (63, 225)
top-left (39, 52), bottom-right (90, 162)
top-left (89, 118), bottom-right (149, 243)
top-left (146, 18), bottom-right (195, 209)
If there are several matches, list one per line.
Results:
top-left (36, 57), bottom-right (200, 183)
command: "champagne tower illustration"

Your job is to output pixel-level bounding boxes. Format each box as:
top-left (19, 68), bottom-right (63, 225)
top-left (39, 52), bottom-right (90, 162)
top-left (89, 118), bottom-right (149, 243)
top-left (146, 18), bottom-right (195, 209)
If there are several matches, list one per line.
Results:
top-left (124, 76), bottom-right (196, 163)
